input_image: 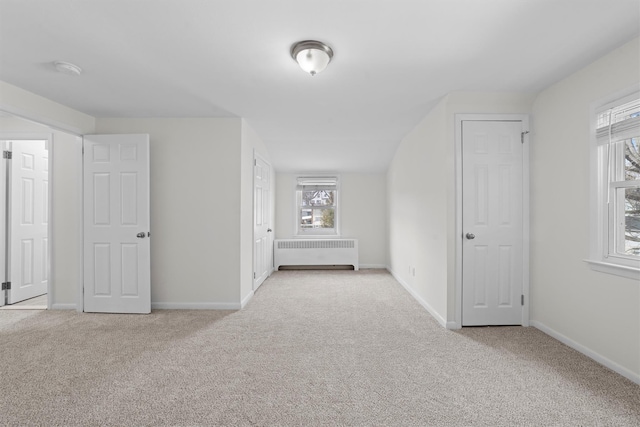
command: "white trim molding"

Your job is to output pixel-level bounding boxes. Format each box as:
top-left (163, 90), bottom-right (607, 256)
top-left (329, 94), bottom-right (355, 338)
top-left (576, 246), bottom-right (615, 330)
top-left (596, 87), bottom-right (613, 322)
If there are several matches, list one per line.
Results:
top-left (50, 303), bottom-right (77, 310)
top-left (241, 290), bottom-right (254, 309)
top-left (446, 321), bottom-right (461, 330)
top-left (531, 320), bottom-right (640, 385)
top-left (387, 267), bottom-right (447, 328)
top-left (151, 302), bottom-right (241, 310)
top-left (584, 259), bottom-right (640, 280)
top-left (77, 136), bottom-right (84, 312)
top-left (359, 264), bottom-right (387, 269)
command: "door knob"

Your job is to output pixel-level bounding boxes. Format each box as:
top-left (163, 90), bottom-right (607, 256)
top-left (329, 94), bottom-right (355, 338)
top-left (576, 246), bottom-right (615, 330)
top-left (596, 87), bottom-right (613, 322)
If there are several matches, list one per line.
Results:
top-left (136, 232), bottom-right (146, 238)
top-left (267, 228), bottom-right (272, 232)
top-left (465, 233), bottom-right (475, 240)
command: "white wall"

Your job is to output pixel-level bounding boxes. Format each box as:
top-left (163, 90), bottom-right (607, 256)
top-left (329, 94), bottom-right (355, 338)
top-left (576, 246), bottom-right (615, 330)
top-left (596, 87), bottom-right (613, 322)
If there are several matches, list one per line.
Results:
top-left (275, 172), bottom-right (387, 268)
top-left (50, 129), bottom-right (82, 307)
top-left (274, 173), bottom-right (295, 239)
top-left (387, 97), bottom-right (449, 324)
top-left (95, 118), bottom-right (243, 307)
top-left (240, 120), bottom-right (273, 304)
top-left (530, 37), bottom-right (640, 382)
top-left (341, 173), bottom-right (387, 267)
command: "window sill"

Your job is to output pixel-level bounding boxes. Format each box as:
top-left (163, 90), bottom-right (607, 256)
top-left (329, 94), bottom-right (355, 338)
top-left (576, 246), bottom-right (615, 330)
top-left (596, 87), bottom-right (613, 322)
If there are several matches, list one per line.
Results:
top-left (584, 259), bottom-right (640, 280)
top-left (294, 235), bottom-right (341, 239)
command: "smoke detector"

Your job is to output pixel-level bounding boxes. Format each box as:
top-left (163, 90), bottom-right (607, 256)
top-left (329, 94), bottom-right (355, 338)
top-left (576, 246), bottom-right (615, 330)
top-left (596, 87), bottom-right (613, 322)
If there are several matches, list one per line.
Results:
top-left (53, 61), bottom-right (82, 76)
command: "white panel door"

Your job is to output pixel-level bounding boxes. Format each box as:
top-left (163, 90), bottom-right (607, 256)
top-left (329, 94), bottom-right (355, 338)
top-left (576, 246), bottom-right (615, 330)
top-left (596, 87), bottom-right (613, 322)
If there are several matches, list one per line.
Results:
top-left (462, 121), bottom-right (523, 326)
top-left (253, 155), bottom-right (271, 290)
top-left (8, 140), bottom-right (49, 304)
top-left (0, 142), bottom-right (6, 307)
top-left (83, 134), bottom-right (150, 313)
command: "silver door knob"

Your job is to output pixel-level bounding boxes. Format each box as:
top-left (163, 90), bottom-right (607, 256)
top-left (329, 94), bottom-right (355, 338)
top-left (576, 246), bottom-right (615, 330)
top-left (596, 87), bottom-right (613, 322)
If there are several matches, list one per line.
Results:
top-left (466, 233), bottom-right (475, 240)
top-left (137, 232), bottom-right (146, 238)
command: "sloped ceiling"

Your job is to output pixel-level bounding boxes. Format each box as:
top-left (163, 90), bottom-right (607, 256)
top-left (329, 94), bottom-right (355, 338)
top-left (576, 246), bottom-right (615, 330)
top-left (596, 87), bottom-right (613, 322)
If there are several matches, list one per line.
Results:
top-left (0, 0), bottom-right (638, 172)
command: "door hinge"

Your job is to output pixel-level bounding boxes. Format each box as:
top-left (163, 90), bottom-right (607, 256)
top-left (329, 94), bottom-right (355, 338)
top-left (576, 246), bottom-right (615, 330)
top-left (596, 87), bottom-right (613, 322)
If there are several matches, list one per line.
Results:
top-left (1, 282), bottom-right (11, 291)
top-left (3, 150), bottom-right (12, 159)
top-left (253, 272), bottom-right (256, 279)
top-left (521, 294), bottom-right (524, 306)
top-left (521, 131), bottom-right (530, 144)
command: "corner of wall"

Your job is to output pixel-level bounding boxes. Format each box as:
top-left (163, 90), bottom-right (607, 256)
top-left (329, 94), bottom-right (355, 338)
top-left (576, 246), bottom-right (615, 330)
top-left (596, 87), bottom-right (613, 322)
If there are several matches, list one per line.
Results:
top-left (0, 80), bottom-right (96, 134)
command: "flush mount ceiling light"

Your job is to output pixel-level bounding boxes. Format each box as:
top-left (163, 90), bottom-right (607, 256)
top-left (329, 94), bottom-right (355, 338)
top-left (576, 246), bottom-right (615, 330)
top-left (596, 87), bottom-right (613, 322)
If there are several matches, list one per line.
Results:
top-left (53, 61), bottom-right (82, 76)
top-left (290, 40), bottom-right (333, 76)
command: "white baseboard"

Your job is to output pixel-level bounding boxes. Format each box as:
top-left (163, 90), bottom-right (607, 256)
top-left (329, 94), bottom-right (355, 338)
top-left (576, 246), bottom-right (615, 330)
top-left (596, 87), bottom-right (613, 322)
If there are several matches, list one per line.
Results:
top-left (531, 320), bottom-right (640, 385)
top-left (387, 266), bottom-right (447, 328)
top-left (241, 291), bottom-right (254, 309)
top-left (0, 305), bottom-right (47, 310)
top-left (50, 303), bottom-right (76, 310)
top-left (359, 264), bottom-right (387, 269)
top-left (151, 302), bottom-right (240, 310)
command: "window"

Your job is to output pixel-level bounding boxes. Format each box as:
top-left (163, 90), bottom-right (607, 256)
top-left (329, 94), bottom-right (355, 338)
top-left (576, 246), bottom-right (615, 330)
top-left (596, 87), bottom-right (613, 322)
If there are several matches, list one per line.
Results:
top-left (296, 176), bottom-right (339, 236)
top-left (589, 93), bottom-right (640, 278)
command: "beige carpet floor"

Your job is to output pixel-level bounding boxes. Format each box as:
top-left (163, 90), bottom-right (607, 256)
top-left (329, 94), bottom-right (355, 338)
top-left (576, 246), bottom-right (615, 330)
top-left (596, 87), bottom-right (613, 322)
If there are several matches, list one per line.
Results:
top-left (1, 269), bottom-right (638, 426)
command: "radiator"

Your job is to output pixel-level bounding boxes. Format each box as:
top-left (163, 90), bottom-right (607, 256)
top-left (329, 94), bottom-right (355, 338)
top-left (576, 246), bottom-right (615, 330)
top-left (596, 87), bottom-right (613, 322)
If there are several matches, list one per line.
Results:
top-left (274, 239), bottom-right (359, 270)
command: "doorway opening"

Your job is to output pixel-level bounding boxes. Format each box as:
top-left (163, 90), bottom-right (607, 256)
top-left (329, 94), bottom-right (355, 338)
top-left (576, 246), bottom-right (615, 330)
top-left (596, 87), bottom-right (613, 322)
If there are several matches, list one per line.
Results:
top-left (1, 137), bottom-right (51, 310)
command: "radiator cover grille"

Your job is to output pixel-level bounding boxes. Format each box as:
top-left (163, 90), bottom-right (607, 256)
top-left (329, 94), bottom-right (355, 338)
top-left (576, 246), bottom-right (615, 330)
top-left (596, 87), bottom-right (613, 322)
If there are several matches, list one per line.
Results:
top-left (274, 239), bottom-right (359, 270)
top-left (277, 240), bottom-right (355, 250)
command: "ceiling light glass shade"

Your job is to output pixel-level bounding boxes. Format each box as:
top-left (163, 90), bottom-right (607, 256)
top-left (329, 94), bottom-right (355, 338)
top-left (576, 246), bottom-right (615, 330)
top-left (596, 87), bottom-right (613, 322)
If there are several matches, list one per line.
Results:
top-left (291, 40), bottom-right (333, 76)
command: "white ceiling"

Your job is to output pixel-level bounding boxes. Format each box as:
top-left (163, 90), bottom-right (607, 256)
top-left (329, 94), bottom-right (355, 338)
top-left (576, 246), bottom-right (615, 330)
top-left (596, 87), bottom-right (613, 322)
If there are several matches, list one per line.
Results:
top-left (1, 0), bottom-right (639, 172)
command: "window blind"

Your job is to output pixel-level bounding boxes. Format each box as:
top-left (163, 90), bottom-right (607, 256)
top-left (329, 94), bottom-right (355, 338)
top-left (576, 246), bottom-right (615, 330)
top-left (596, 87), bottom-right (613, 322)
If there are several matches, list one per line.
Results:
top-left (297, 177), bottom-right (338, 191)
top-left (596, 97), bottom-right (640, 145)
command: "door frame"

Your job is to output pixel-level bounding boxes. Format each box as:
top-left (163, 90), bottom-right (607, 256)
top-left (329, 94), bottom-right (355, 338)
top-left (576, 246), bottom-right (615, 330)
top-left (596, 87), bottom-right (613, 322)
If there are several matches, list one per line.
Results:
top-left (454, 114), bottom-right (530, 329)
top-left (0, 106), bottom-right (84, 312)
top-left (0, 140), bottom-right (5, 307)
top-left (0, 133), bottom-right (54, 309)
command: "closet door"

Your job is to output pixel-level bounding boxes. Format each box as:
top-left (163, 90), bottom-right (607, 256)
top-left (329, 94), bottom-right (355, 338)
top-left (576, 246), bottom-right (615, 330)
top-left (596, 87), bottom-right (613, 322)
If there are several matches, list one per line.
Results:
top-left (461, 120), bottom-right (525, 326)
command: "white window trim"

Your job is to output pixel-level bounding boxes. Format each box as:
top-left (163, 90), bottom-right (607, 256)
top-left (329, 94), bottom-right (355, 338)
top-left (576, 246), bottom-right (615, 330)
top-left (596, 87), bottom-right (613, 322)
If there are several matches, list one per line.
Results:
top-left (587, 88), bottom-right (640, 280)
top-left (293, 175), bottom-right (341, 238)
